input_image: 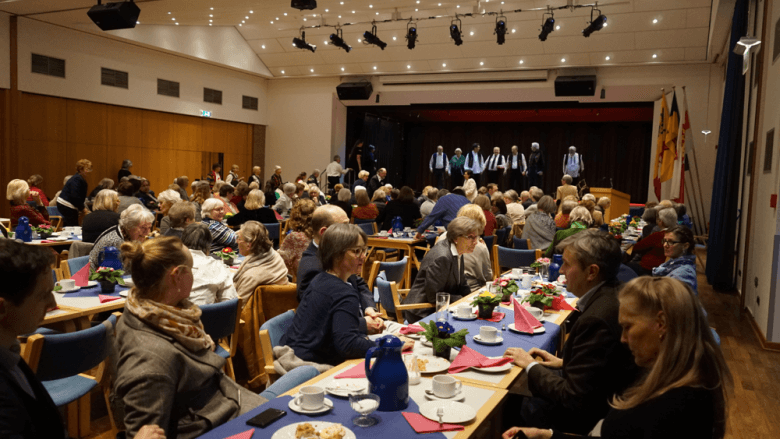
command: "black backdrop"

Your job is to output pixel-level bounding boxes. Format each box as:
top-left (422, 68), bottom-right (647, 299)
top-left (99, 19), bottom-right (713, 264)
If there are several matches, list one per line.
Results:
top-left (347, 106), bottom-right (654, 203)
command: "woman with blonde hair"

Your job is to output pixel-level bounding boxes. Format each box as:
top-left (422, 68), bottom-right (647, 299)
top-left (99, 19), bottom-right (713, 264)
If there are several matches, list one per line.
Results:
top-left (6, 179), bottom-right (50, 227)
top-left (82, 189), bottom-right (120, 243)
top-left (233, 221), bottom-right (289, 308)
top-left (435, 204), bottom-right (493, 292)
top-left (227, 189), bottom-right (276, 226)
top-left (371, 189), bottom-right (387, 218)
top-left (278, 199), bottom-right (316, 278)
top-left (503, 276), bottom-right (731, 439)
top-left (57, 158), bottom-right (93, 226)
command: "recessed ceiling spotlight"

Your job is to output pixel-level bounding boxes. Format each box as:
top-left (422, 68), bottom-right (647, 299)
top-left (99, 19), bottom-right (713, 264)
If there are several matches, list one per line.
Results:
top-left (270, 21), bottom-right (273, 24)
top-left (376, 12), bottom-right (379, 15)
top-left (209, 8), bottom-right (213, 11)
top-left (175, 22), bottom-right (179, 25)
top-left (438, 3), bottom-right (442, 6)
top-left (519, 60), bottom-right (524, 64)
top-left (341, 67), bottom-right (345, 71)
top-left (168, 12), bottom-right (171, 14)
top-left (209, 14), bottom-right (213, 17)
top-left (407, 65), bottom-right (411, 68)
top-left (352, 11), bottom-right (355, 13)
top-left (209, 23), bottom-right (212, 26)
top-left (171, 18), bottom-right (175, 20)
top-left (338, 15), bottom-right (341, 18)
top-left (311, 69), bottom-right (314, 72)
top-left (324, 41), bottom-right (328, 45)
top-left (555, 25), bottom-right (560, 30)
top-left (281, 70), bottom-right (285, 74)
top-left (457, 5), bottom-right (460, 8)
top-left (652, 53), bottom-right (657, 58)
top-left (393, 36), bottom-right (397, 40)
top-left (261, 44), bottom-right (266, 49)
top-left (340, 1), bottom-right (344, 4)
top-left (209, 19), bottom-right (212, 22)
top-left (369, 4), bottom-right (373, 7)
top-left (653, 19), bottom-right (658, 24)
top-left (415, 9), bottom-right (418, 12)
top-left (137, 21), bottom-right (140, 24)
top-left (357, 38), bottom-right (362, 42)
top-left (284, 12), bottom-right (288, 16)
top-left (303, 18), bottom-right (307, 21)
top-left (442, 63), bottom-right (447, 67)
top-left (603, 23), bottom-right (608, 27)
top-left (276, 17), bottom-right (279, 20)
top-left (605, 55), bottom-right (610, 60)
top-left (480, 61), bottom-right (484, 65)
top-left (561, 58), bottom-right (566, 62)
top-left (470, 31), bottom-right (474, 36)
top-left (373, 66), bottom-right (377, 70)
top-left (325, 9), bottom-right (328, 12)
top-left (238, 24), bottom-right (241, 26)
top-left (245, 16), bottom-right (249, 19)
top-left (250, 10), bottom-right (253, 14)
top-left (512, 29), bottom-right (516, 33)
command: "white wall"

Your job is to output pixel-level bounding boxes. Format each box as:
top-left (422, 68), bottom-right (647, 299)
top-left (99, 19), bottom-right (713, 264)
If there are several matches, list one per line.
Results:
top-left (16, 18), bottom-right (267, 125)
top-left (0, 12), bottom-right (10, 90)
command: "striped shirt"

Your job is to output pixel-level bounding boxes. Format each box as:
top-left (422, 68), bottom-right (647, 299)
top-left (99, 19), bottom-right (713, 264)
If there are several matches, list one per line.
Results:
top-left (202, 218), bottom-right (238, 253)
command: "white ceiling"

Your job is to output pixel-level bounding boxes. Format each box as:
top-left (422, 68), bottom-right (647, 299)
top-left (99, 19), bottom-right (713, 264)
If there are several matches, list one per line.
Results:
top-left (0, 0), bottom-right (720, 78)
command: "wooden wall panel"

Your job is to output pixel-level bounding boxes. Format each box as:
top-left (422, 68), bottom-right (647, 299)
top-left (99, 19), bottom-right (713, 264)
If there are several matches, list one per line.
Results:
top-left (141, 111), bottom-right (176, 152)
top-left (170, 116), bottom-right (201, 152)
top-left (106, 106), bottom-right (143, 149)
top-left (16, 140), bottom-right (68, 198)
top-left (65, 143), bottom-right (108, 191)
top-left (19, 94), bottom-right (66, 142)
top-left (66, 100), bottom-right (107, 146)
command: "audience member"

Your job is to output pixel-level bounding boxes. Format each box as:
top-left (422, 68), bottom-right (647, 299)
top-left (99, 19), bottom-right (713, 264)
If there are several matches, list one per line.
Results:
top-left (555, 199), bottom-right (578, 228)
top-left (89, 204), bottom-right (154, 271)
top-left (473, 194), bottom-right (497, 236)
top-left (218, 183), bottom-right (238, 215)
top-left (117, 159), bottom-right (132, 181)
top-left (352, 189), bottom-right (379, 220)
top-left (273, 182), bottom-right (296, 218)
top-left (162, 200), bottom-right (196, 239)
top-left (522, 195), bottom-right (557, 250)
top-left (420, 187), bottom-right (439, 218)
top-left (180, 223), bottom-right (238, 306)
top-left (436, 205), bottom-right (493, 292)
top-left (641, 206), bottom-right (660, 238)
top-left (82, 189), bottom-right (120, 243)
top-left (156, 189), bottom-right (182, 235)
top-left (503, 190), bottom-right (526, 224)
top-left (117, 181), bottom-right (144, 214)
top-left (57, 159), bottom-right (92, 226)
top-left (6, 179), bottom-right (50, 227)
top-left (652, 225), bottom-right (698, 294)
top-left (278, 199), bottom-right (316, 279)
top-left (134, 178), bottom-right (159, 210)
top-left (380, 186), bottom-right (421, 231)
top-left (200, 198), bottom-right (238, 253)
top-left (545, 205), bottom-right (592, 257)
top-left (415, 188), bottom-right (471, 238)
top-left (232, 221), bottom-right (289, 308)
top-left (463, 170), bottom-right (478, 201)
top-left (227, 189), bottom-right (277, 226)
top-left (628, 207), bottom-right (678, 276)
top-left (371, 189), bottom-right (387, 219)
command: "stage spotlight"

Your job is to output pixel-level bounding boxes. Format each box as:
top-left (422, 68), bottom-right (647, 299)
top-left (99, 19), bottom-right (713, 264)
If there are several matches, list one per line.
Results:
top-left (450, 17), bottom-right (463, 46)
top-left (495, 15), bottom-right (507, 45)
top-left (364, 24), bottom-right (387, 50)
top-left (291, 0), bottom-right (317, 10)
top-left (406, 22), bottom-right (417, 50)
top-left (292, 30), bottom-right (316, 52)
top-left (583, 12), bottom-right (607, 37)
top-left (330, 28), bottom-right (352, 52)
top-left (539, 15), bottom-right (555, 41)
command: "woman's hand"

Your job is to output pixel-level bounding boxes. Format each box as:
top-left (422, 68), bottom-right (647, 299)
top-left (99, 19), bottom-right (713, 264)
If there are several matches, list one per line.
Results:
top-left (365, 316), bottom-right (384, 335)
top-left (135, 424), bottom-right (166, 439)
top-left (528, 348), bottom-right (563, 369)
top-left (502, 427), bottom-right (553, 439)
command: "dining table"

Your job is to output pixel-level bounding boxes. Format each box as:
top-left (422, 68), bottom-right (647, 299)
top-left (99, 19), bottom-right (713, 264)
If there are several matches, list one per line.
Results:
top-left (366, 231), bottom-right (438, 287)
top-left (45, 278), bottom-right (130, 331)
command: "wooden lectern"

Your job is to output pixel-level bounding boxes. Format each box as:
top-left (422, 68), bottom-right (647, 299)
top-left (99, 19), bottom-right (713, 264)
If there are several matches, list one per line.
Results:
top-left (589, 188), bottom-right (631, 222)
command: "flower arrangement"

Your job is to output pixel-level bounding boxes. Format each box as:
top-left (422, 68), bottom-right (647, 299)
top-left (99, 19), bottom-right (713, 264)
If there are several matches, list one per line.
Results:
top-left (495, 278), bottom-right (519, 301)
top-left (31, 223), bottom-right (54, 237)
top-left (629, 216), bottom-right (641, 228)
top-left (522, 283), bottom-right (560, 309)
top-left (89, 266), bottom-right (126, 284)
top-left (608, 220), bottom-right (627, 236)
top-left (213, 247), bottom-right (237, 262)
top-left (530, 257), bottom-right (550, 269)
top-left (418, 320), bottom-right (469, 359)
top-left (470, 291), bottom-right (503, 307)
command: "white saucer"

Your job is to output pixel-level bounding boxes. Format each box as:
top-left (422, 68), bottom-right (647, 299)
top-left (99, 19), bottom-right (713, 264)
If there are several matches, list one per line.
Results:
top-left (419, 400), bottom-right (477, 424)
top-left (472, 334), bottom-right (503, 345)
top-left (471, 357), bottom-right (514, 373)
top-left (288, 397), bottom-right (333, 415)
top-left (507, 323), bottom-right (546, 334)
top-left (403, 331), bottom-right (423, 339)
top-left (453, 314), bottom-right (477, 321)
top-left (424, 389), bottom-right (465, 402)
top-left (324, 382), bottom-right (366, 398)
top-left (420, 337), bottom-right (432, 347)
top-left (85, 280), bottom-right (98, 287)
top-left (56, 286), bottom-right (80, 293)
top-left (119, 290), bottom-right (128, 297)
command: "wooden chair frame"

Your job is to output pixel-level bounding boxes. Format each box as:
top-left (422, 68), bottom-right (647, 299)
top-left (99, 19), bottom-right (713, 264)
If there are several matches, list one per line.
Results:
top-left (383, 281), bottom-right (434, 322)
top-left (259, 309), bottom-right (296, 383)
top-left (492, 246), bottom-right (541, 279)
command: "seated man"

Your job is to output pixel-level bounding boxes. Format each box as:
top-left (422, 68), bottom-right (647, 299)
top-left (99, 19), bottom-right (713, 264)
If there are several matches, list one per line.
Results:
top-left (503, 230), bottom-right (640, 434)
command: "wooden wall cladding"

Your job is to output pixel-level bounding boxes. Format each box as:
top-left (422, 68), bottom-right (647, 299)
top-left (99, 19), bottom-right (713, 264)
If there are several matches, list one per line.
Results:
top-left (8, 93), bottom-right (256, 202)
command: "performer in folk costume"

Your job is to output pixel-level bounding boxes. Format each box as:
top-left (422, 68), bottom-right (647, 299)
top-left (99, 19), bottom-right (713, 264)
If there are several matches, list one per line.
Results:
top-left (562, 146), bottom-right (584, 186)
top-left (464, 143), bottom-right (486, 185)
top-left (505, 145), bottom-right (527, 191)
top-left (527, 142), bottom-right (545, 190)
top-left (429, 145), bottom-right (450, 189)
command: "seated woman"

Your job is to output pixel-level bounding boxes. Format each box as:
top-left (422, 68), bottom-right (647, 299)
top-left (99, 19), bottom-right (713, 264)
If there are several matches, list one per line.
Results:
top-left (379, 186), bottom-right (420, 231)
top-left (419, 187), bottom-right (438, 219)
top-left (134, 178), bottom-right (159, 211)
top-left (371, 189), bottom-right (387, 218)
top-left (82, 189), bottom-right (120, 243)
top-left (436, 205), bottom-right (493, 292)
top-left (503, 277), bottom-right (730, 439)
top-left (555, 199), bottom-right (578, 229)
top-left (581, 199), bottom-right (603, 227)
top-left (117, 181), bottom-right (144, 214)
top-left (280, 224), bottom-right (380, 365)
top-left (218, 183), bottom-right (239, 215)
top-left (597, 196), bottom-right (612, 221)
top-left (331, 187), bottom-right (353, 219)
top-left (627, 207), bottom-right (678, 277)
top-left (233, 221), bottom-right (289, 308)
top-left (88, 177), bottom-right (114, 202)
top-left (278, 199), bottom-right (316, 279)
top-left (492, 197), bottom-right (512, 229)
top-left (227, 189), bottom-right (277, 227)
top-left (652, 225), bottom-right (698, 294)
top-left (308, 185), bottom-right (326, 206)
top-left (231, 181), bottom-right (250, 210)
top-left (89, 204), bottom-right (154, 271)
top-left (191, 181), bottom-right (211, 222)
top-left (200, 198), bottom-right (238, 253)
top-left (402, 217), bottom-right (481, 323)
top-left (545, 206), bottom-right (592, 258)
top-left (26, 174), bottom-right (50, 206)
top-left (473, 195), bottom-right (497, 237)
top-left (352, 188), bottom-right (379, 221)
top-left (156, 189), bottom-right (182, 235)
top-left (181, 223), bottom-right (238, 306)
top-left (641, 206), bottom-right (660, 238)
top-left (273, 183), bottom-right (296, 219)
top-left (162, 201), bottom-right (196, 239)
top-left (522, 195), bottom-right (558, 250)
top-left (6, 179), bottom-right (50, 227)
top-left (115, 237), bottom-right (266, 439)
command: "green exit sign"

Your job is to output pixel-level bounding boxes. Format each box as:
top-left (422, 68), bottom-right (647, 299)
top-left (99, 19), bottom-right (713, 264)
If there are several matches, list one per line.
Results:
top-left (201, 110), bottom-right (212, 117)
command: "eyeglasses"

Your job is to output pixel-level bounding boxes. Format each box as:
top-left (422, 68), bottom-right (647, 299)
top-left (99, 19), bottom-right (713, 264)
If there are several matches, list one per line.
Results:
top-left (464, 235), bottom-right (479, 241)
top-left (662, 239), bottom-right (681, 246)
top-left (348, 247), bottom-right (369, 257)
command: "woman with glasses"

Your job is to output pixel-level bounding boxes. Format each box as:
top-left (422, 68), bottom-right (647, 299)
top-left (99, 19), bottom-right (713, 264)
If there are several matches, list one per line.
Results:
top-left (281, 223), bottom-right (378, 365)
top-left (200, 198), bottom-right (238, 253)
top-left (89, 204), bottom-right (154, 271)
top-left (115, 236), bottom-right (266, 439)
top-left (652, 225), bottom-right (698, 294)
top-left (402, 216), bottom-right (481, 323)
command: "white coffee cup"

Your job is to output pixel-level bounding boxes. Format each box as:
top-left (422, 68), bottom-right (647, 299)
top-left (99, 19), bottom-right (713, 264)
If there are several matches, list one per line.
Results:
top-left (526, 307), bottom-right (544, 320)
top-left (432, 375), bottom-right (462, 398)
top-left (511, 268), bottom-right (523, 277)
top-left (294, 386), bottom-right (325, 410)
top-left (480, 326), bottom-right (498, 342)
top-left (521, 274), bottom-right (533, 289)
top-left (57, 279), bottom-right (76, 291)
top-left (557, 275), bottom-right (567, 285)
top-left (456, 305), bottom-right (472, 318)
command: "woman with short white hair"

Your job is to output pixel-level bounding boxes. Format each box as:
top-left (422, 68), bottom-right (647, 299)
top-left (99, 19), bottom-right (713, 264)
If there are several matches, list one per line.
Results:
top-left (82, 189), bottom-right (120, 243)
top-left (6, 179), bottom-right (50, 227)
top-left (273, 182), bottom-right (296, 218)
top-left (157, 189), bottom-right (183, 234)
top-left (201, 198), bottom-right (238, 253)
top-left (89, 204), bottom-right (154, 271)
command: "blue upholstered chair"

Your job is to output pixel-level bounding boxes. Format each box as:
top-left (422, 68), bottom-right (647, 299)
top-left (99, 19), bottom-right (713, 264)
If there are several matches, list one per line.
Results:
top-left (513, 236), bottom-right (531, 249)
top-left (483, 235), bottom-right (495, 251)
top-left (492, 246), bottom-right (541, 279)
top-left (495, 226), bottom-right (512, 247)
top-left (199, 298), bottom-right (241, 380)
top-left (367, 257), bottom-right (408, 295)
top-left (375, 278), bottom-right (433, 322)
top-left (617, 264), bottom-right (639, 283)
top-left (356, 220), bottom-right (398, 261)
top-left (259, 365), bottom-right (320, 400)
top-left (263, 222), bottom-right (281, 249)
top-left (46, 205), bottom-right (61, 217)
top-left (60, 255), bottom-right (89, 279)
top-left (259, 310), bottom-right (317, 384)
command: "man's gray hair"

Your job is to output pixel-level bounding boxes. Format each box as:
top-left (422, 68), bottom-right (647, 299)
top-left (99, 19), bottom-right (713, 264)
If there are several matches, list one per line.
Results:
top-left (318, 224), bottom-right (367, 271)
top-left (119, 204), bottom-right (154, 230)
top-left (446, 216), bottom-right (481, 245)
top-left (557, 229), bottom-right (620, 281)
top-left (562, 174), bottom-right (573, 184)
top-left (530, 187), bottom-right (544, 201)
top-left (657, 207), bottom-right (678, 229)
top-left (181, 223), bottom-right (212, 254)
top-left (504, 190), bottom-right (519, 202)
top-left (283, 182), bottom-right (296, 195)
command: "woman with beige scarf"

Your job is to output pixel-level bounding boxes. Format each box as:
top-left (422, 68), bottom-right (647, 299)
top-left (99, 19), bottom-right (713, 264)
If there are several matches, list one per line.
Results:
top-left (234, 221), bottom-right (289, 308)
top-left (114, 237), bottom-right (266, 439)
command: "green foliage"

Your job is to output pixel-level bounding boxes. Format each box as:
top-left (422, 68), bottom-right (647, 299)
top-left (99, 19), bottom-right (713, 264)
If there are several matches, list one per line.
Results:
top-left (89, 267), bottom-right (126, 285)
top-left (470, 292), bottom-right (502, 307)
top-left (418, 320), bottom-right (469, 353)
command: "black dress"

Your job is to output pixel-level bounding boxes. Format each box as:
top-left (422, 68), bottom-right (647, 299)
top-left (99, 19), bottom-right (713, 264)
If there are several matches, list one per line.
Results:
top-left (226, 207), bottom-right (277, 226)
top-left (82, 210), bottom-right (121, 243)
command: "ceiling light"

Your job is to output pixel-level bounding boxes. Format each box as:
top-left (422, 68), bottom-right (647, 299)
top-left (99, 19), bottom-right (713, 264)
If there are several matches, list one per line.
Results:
top-left (250, 11), bottom-right (253, 14)
top-left (261, 45), bottom-right (266, 49)
top-left (469, 31), bottom-right (474, 36)
top-left (270, 21), bottom-right (273, 24)
top-left (480, 61), bottom-right (484, 65)
top-left (442, 63), bottom-right (447, 67)
top-left (376, 12), bottom-right (379, 15)
top-left (209, 8), bottom-right (213, 11)
top-left (373, 66), bottom-right (377, 70)
top-left (734, 36), bottom-right (762, 74)
top-left (284, 13), bottom-right (288, 16)
top-left (357, 38), bottom-right (361, 42)
top-left (324, 41), bottom-right (328, 45)
top-left (364, 24), bottom-right (388, 49)
top-left (605, 56), bottom-right (610, 60)
top-left (511, 29), bottom-right (516, 33)
top-left (276, 17), bottom-right (279, 20)
top-left (245, 16), bottom-right (249, 19)
top-left (311, 69), bottom-right (314, 72)
top-left (450, 18), bottom-right (463, 46)
top-left (330, 29), bottom-right (352, 52)
top-left (539, 14), bottom-right (555, 41)
top-left (603, 22), bottom-right (608, 27)
top-left (519, 60), bottom-right (524, 64)
top-left (293, 31), bottom-right (317, 52)
top-left (209, 19), bottom-right (212, 22)
top-left (352, 11), bottom-right (355, 13)
top-left (172, 18), bottom-right (176, 21)
top-left (438, 3), bottom-right (441, 6)
top-left (370, 4), bottom-right (373, 7)
top-left (281, 70), bottom-right (285, 74)
top-left (176, 22), bottom-right (179, 25)
top-left (407, 65), bottom-right (411, 69)
top-left (652, 53), bottom-right (657, 58)
top-left (209, 14), bottom-right (213, 17)
top-left (325, 9), bottom-right (328, 12)
top-left (292, 1), bottom-right (317, 10)
top-left (582, 9), bottom-right (607, 37)
top-left (653, 19), bottom-right (658, 24)
top-left (209, 23), bottom-right (212, 26)
top-left (555, 25), bottom-right (560, 30)
top-left (303, 18), bottom-right (307, 21)
top-left (341, 67), bottom-right (345, 71)
top-left (561, 58), bottom-right (566, 62)
top-left (495, 16), bottom-right (507, 45)
top-left (393, 36), bottom-right (397, 40)
top-left (168, 12), bottom-right (171, 14)
top-left (406, 22), bottom-right (417, 49)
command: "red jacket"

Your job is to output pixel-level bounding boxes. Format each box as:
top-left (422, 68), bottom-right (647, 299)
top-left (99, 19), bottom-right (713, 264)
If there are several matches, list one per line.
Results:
top-left (633, 230), bottom-right (666, 270)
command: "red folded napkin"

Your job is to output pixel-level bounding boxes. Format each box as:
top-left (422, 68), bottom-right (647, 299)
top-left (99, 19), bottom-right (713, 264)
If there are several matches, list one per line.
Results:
top-left (513, 298), bottom-right (543, 334)
top-left (224, 430), bottom-right (254, 439)
top-left (71, 264), bottom-right (90, 287)
top-left (41, 239), bottom-right (58, 243)
top-left (334, 361), bottom-right (366, 379)
top-left (477, 311), bottom-right (505, 322)
top-left (552, 295), bottom-right (576, 311)
top-left (449, 346), bottom-right (513, 373)
top-left (399, 324), bottom-right (425, 334)
top-left (98, 294), bottom-right (120, 303)
top-left (402, 412), bottom-right (464, 433)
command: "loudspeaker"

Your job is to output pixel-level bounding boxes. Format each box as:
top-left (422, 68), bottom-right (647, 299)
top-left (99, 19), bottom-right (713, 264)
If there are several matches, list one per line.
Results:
top-left (554, 75), bottom-right (597, 97)
top-left (336, 82), bottom-right (373, 100)
top-left (291, 0), bottom-right (317, 10)
top-left (88, 1), bottom-right (141, 31)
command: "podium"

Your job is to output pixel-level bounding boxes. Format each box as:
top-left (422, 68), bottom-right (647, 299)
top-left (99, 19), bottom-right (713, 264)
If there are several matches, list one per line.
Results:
top-left (589, 188), bottom-right (630, 222)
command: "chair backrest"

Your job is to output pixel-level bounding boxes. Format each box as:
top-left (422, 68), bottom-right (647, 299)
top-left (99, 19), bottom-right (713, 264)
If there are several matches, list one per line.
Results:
top-left (65, 256), bottom-right (90, 279)
top-left (493, 246), bottom-right (541, 276)
top-left (27, 315), bottom-right (115, 380)
top-left (495, 226), bottom-right (512, 247)
top-left (617, 264), bottom-right (638, 283)
top-left (68, 241), bottom-right (95, 259)
top-left (483, 235), bottom-right (495, 250)
top-left (513, 236), bottom-right (531, 250)
top-left (257, 283), bottom-right (299, 323)
top-left (52, 269), bottom-right (58, 284)
top-left (355, 221), bottom-right (376, 235)
top-left (259, 309), bottom-right (296, 348)
top-left (263, 222), bottom-right (281, 245)
top-left (375, 277), bottom-right (398, 319)
top-left (46, 206), bottom-right (61, 217)
top-left (199, 298), bottom-right (240, 341)
top-left (354, 218), bottom-right (377, 227)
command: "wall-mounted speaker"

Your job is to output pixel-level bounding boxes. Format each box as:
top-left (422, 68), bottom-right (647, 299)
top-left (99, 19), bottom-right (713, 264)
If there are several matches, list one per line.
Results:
top-left (88, 1), bottom-right (141, 31)
top-left (336, 82), bottom-right (373, 100)
top-left (554, 75), bottom-right (597, 97)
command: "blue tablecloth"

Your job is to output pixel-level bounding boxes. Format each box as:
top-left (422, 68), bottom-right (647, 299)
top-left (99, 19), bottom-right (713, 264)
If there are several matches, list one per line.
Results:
top-left (196, 395), bottom-right (446, 439)
top-left (63, 282), bottom-right (129, 298)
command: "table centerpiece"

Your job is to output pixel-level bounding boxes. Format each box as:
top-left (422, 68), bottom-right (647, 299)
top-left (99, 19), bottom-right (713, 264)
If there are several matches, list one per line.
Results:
top-left (418, 320), bottom-right (468, 360)
top-left (89, 266), bottom-right (126, 294)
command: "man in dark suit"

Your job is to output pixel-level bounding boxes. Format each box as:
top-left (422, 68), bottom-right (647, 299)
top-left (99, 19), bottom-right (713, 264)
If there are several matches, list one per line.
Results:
top-left (297, 205), bottom-right (382, 334)
top-left (503, 230), bottom-right (639, 434)
top-left (366, 168), bottom-right (387, 198)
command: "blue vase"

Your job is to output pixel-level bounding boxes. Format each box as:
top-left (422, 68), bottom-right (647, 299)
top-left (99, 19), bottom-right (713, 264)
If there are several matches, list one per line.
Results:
top-left (14, 217), bottom-right (32, 242)
top-left (365, 335), bottom-right (409, 412)
top-left (548, 254), bottom-right (562, 282)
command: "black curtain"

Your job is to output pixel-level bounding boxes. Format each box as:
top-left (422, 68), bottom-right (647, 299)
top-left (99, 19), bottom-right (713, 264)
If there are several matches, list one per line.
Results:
top-left (403, 121), bottom-right (652, 202)
top-left (347, 114), bottom-right (404, 187)
top-left (706, 0), bottom-right (748, 290)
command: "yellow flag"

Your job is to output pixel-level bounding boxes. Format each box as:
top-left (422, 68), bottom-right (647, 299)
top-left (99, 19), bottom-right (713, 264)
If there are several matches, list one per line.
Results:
top-left (661, 91), bottom-right (680, 182)
top-left (653, 92), bottom-right (669, 200)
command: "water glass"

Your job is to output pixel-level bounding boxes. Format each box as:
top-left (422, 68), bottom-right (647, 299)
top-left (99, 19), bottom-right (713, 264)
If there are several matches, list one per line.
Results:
top-left (436, 292), bottom-right (450, 322)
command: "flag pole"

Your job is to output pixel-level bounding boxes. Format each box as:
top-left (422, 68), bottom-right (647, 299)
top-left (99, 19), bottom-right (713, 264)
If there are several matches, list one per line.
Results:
top-left (681, 86), bottom-right (709, 238)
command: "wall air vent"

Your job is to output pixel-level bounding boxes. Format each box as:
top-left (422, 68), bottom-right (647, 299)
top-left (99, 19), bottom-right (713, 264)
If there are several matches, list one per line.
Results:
top-left (31, 54), bottom-right (65, 78)
top-left (204, 88), bottom-right (223, 105)
top-left (242, 95), bottom-right (259, 111)
top-left (101, 67), bottom-right (129, 89)
top-left (158, 79), bottom-right (180, 98)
